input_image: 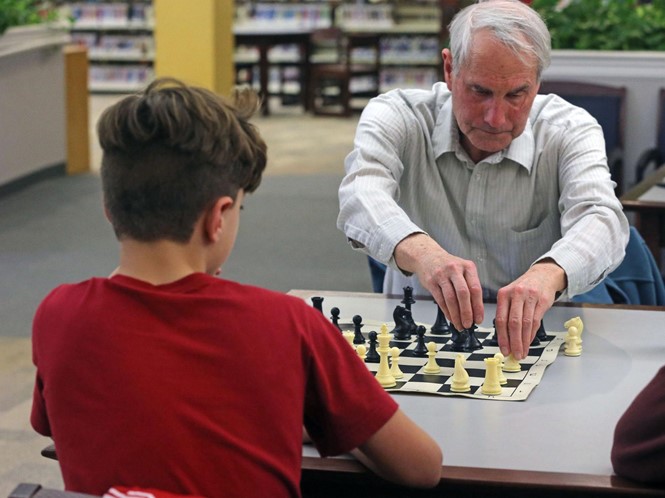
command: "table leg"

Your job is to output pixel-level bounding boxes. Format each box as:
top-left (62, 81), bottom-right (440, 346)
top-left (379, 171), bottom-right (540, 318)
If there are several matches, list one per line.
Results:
top-left (258, 45), bottom-right (270, 116)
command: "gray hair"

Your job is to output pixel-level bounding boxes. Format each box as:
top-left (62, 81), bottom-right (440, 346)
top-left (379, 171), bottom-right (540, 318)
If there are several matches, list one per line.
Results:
top-left (448, 0), bottom-right (551, 80)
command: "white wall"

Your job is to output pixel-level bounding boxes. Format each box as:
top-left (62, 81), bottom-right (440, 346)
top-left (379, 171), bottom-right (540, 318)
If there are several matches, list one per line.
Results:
top-left (543, 50), bottom-right (665, 192)
top-left (0, 26), bottom-right (69, 186)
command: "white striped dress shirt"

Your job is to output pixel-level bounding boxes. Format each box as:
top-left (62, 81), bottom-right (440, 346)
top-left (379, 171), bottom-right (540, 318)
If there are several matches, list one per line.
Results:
top-left (338, 82), bottom-right (629, 299)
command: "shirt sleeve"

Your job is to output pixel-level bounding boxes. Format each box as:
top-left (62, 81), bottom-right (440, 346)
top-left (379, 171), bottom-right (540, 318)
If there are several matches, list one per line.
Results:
top-left (337, 96), bottom-right (426, 267)
top-left (536, 106), bottom-right (629, 297)
top-left (611, 366), bottom-right (665, 484)
top-left (301, 309), bottom-right (398, 457)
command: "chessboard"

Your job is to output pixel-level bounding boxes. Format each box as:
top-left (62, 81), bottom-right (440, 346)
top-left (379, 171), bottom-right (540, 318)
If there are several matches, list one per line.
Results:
top-left (338, 318), bottom-right (567, 402)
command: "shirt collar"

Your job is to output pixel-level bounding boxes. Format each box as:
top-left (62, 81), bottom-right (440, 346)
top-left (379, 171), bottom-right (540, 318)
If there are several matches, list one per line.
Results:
top-left (433, 100), bottom-right (536, 172)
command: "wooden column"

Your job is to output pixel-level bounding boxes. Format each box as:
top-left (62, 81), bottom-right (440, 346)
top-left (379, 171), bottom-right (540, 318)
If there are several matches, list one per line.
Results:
top-left (153, 0), bottom-right (234, 96)
top-left (63, 44), bottom-right (90, 174)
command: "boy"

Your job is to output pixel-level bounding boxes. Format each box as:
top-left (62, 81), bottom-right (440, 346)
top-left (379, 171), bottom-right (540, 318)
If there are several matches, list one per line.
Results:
top-left (30, 78), bottom-right (442, 497)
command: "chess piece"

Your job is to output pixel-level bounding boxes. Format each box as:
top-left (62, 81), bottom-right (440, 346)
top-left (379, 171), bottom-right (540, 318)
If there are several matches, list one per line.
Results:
top-left (352, 314), bottom-right (366, 344)
top-left (391, 305), bottom-right (412, 340)
top-left (412, 325), bottom-right (428, 357)
top-left (536, 320), bottom-right (548, 341)
top-left (464, 324), bottom-right (483, 351)
top-left (375, 324), bottom-right (396, 388)
top-left (365, 331), bottom-right (380, 363)
top-left (481, 357), bottom-right (502, 395)
top-left (342, 331), bottom-right (355, 347)
top-left (494, 353), bottom-right (507, 385)
top-left (430, 303), bottom-right (451, 335)
top-left (311, 296), bottom-right (324, 313)
top-left (564, 325), bottom-right (582, 356)
top-left (564, 316), bottom-right (584, 337)
top-left (389, 347), bottom-right (404, 379)
top-left (450, 353), bottom-right (471, 392)
top-left (330, 307), bottom-right (342, 331)
top-left (356, 344), bottom-right (367, 361)
top-left (401, 285), bottom-right (415, 311)
top-left (503, 353), bottom-right (521, 372)
top-left (451, 327), bottom-right (469, 352)
top-left (423, 342), bottom-right (441, 374)
top-left (488, 318), bottom-right (499, 346)
top-left (450, 322), bottom-right (460, 343)
top-left (530, 333), bottom-right (541, 346)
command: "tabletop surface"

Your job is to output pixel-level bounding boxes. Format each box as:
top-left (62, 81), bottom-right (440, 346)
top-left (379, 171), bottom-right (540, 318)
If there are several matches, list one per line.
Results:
top-left (290, 290), bottom-right (665, 478)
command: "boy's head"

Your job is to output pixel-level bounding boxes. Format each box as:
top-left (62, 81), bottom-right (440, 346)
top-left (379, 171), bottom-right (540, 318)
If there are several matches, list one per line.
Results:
top-left (98, 78), bottom-right (267, 243)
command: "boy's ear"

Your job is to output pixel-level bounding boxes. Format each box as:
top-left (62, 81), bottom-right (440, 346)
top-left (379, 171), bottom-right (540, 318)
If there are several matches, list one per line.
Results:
top-left (204, 196), bottom-right (235, 242)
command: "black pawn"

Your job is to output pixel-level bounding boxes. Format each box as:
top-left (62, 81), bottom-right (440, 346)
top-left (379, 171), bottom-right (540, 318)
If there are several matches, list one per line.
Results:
top-left (465, 324), bottom-right (483, 351)
top-left (330, 307), bottom-right (342, 332)
top-left (352, 314), bottom-right (366, 344)
top-left (413, 325), bottom-right (428, 357)
top-left (488, 318), bottom-right (499, 346)
top-left (366, 331), bottom-right (380, 363)
top-left (536, 320), bottom-right (547, 341)
top-left (451, 328), bottom-right (469, 352)
top-left (401, 285), bottom-right (416, 311)
top-left (311, 296), bottom-right (324, 313)
top-left (430, 303), bottom-right (450, 335)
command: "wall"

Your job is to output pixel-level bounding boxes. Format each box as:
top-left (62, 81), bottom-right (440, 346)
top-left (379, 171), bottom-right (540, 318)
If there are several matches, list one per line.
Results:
top-left (543, 50), bottom-right (665, 192)
top-left (0, 26), bottom-right (69, 187)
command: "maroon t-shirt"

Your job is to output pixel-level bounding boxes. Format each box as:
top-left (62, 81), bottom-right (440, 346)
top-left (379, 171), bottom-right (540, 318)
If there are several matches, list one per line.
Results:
top-left (611, 365), bottom-right (665, 485)
top-left (31, 274), bottom-right (398, 497)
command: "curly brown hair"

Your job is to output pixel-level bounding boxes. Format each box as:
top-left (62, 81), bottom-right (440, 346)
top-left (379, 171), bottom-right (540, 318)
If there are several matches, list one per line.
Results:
top-left (98, 78), bottom-right (267, 243)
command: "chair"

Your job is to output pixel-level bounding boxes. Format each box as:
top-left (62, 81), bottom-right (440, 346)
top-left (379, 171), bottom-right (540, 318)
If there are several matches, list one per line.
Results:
top-left (572, 226), bottom-right (665, 305)
top-left (308, 28), bottom-right (381, 117)
top-left (9, 483), bottom-right (97, 498)
top-left (539, 81), bottom-right (627, 195)
top-left (635, 88), bottom-right (665, 184)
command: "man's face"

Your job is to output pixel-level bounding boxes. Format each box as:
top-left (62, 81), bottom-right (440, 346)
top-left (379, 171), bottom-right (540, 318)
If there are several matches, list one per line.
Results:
top-left (443, 30), bottom-right (540, 163)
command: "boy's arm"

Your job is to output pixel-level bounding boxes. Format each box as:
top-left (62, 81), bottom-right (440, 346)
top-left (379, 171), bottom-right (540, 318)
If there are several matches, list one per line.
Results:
top-left (352, 409), bottom-right (442, 488)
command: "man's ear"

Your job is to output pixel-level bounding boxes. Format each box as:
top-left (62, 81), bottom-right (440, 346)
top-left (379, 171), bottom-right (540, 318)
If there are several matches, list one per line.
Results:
top-left (442, 48), bottom-right (453, 90)
top-left (204, 196), bottom-right (235, 243)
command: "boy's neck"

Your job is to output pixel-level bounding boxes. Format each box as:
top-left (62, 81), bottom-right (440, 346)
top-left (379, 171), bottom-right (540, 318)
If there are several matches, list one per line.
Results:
top-left (113, 238), bottom-right (210, 285)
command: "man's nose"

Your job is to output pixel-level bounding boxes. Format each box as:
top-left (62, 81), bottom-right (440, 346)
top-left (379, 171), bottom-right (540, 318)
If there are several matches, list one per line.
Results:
top-left (484, 99), bottom-right (507, 129)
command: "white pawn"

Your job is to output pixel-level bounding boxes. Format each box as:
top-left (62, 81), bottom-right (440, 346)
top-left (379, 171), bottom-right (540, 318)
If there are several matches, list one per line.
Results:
top-left (356, 344), bottom-right (367, 361)
top-left (423, 341), bottom-right (441, 374)
top-left (389, 347), bottom-right (404, 379)
top-left (503, 353), bottom-right (521, 372)
top-left (564, 325), bottom-right (582, 356)
top-left (450, 353), bottom-right (471, 393)
top-left (343, 331), bottom-right (355, 347)
top-left (494, 353), bottom-right (507, 385)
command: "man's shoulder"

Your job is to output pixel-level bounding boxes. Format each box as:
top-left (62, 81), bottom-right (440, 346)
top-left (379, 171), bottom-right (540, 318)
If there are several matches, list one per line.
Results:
top-left (371, 83), bottom-right (450, 115)
top-left (530, 93), bottom-right (598, 128)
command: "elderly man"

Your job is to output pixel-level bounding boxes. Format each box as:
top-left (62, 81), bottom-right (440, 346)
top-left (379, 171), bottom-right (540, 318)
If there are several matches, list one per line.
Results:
top-left (337, 0), bottom-right (628, 359)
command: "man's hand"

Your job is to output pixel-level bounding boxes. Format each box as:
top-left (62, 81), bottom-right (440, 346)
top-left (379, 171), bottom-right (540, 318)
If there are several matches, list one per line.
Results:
top-left (394, 234), bottom-right (484, 331)
top-left (494, 259), bottom-right (567, 360)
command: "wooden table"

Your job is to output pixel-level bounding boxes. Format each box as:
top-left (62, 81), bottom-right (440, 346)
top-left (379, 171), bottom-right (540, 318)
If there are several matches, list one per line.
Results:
top-left (621, 163), bottom-right (665, 267)
top-left (234, 28), bottom-right (312, 116)
top-left (290, 290), bottom-right (665, 497)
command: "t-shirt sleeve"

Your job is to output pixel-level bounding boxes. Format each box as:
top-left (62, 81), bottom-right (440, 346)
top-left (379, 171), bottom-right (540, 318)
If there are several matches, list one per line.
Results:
top-left (611, 365), bottom-right (665, 484)
top-left (31, 302), bottom-right (52, 436)
top-left (301, 309), bottom-right (398, 457)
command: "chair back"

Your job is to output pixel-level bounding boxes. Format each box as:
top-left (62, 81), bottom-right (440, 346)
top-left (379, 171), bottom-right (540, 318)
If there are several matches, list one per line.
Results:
top-left (539, 80), bottom-right (626, 194)
top-left (634, 88), bottom-right (665, 184)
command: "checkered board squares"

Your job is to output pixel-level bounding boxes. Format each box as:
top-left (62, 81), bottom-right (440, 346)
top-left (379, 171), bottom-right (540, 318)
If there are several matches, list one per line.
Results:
top-left (344, 320), bottom-right (566, 401)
